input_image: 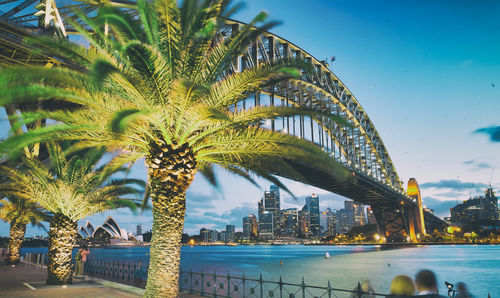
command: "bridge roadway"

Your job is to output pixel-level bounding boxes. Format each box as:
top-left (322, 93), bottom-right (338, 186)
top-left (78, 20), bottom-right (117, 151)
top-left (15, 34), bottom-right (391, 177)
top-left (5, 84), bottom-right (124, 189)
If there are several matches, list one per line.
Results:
top-left (0, 1), bottom-right (447, 241)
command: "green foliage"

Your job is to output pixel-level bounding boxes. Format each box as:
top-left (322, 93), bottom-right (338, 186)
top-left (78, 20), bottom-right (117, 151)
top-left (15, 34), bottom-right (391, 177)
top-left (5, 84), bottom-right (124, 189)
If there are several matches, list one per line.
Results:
top-left (0, 197), bottom-right (49, 228)
top-left (0, 0), bottom-right (349, 195)
top-left (0, 143), bottom-right (142, 221)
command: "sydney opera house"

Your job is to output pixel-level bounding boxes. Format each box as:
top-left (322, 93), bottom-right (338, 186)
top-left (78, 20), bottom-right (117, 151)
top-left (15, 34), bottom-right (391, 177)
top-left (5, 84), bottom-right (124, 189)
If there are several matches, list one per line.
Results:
top-left (79, 216), bottom-right (141, 245)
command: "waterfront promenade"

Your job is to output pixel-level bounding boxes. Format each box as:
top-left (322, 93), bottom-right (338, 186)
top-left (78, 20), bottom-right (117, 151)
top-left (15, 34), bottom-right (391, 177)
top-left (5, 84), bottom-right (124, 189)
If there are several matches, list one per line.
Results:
top-left (0, 263), bottom-right (201, 298)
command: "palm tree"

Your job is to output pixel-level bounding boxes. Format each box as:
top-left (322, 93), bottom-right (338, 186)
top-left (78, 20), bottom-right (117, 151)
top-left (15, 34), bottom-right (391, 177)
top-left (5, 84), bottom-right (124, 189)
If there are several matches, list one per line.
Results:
top-left (0, 0), bottom-right (348, 295)
top-left (0, 197), bottom-right (48, 265)
top-left (0, 143), bottom-right (142, 284)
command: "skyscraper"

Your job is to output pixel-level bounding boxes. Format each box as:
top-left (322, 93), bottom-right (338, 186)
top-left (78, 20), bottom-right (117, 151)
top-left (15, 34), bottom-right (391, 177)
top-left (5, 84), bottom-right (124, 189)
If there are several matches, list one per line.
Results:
top-left (258, 211), bottom-right (274, 240)
top-left (243, 214), bottom-right (258, 240)
top-left (226, 225), bottom-right (235, 242)
top-left (298, 205), bottom-right (310, 238)
top-left (321, 208), bottom-right (336, 237)
top-left (243, 216), bottom-right (251, 239)
top-left (136, 224), bottom-right (142, 236)
top-left (306, 194), bottom-right (320, 237)
top-left (258, 185), bottom-right (281, 237)
top-left (345, 200), bottom-right (365, 228)
top-left (366, 207), bottom-right (377, 225)
top-left (335, 208), bottom-right (350, 234)
top-left (282, 208), bottom-right (299, 237)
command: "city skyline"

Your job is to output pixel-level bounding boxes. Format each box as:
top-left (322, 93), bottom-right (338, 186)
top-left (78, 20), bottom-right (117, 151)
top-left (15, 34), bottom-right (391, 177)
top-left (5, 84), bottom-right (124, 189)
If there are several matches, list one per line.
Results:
top-left (1, 0), bottom-right (499, 236)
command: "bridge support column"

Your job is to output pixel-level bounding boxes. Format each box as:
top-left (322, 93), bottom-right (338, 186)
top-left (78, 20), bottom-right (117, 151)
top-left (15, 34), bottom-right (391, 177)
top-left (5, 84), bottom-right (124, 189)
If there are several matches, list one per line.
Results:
top-left (371, 203), bottom-right (408, 243)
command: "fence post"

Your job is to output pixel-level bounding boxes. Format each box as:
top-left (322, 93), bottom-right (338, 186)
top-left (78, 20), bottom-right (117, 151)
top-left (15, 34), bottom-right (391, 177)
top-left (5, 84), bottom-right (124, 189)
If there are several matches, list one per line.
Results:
top-left (190, 268), bottom-right (193, 294)
top-left (213, 270), bottom-right (217, 298)
top-left (201, 269), bottom-right (205, 296)
top-left (327, 280), bottom-right (332, 298)
top-left (227, 271), bottom-right (231, 297)
top-left (36, 254), bottom-right (40, 270)
top-left (357, 281), bottom-right (362, 298)
top-left (41, 255), bottom-right (44, 270)
top-left (301, 277), bottom-right (306, 298)
top-left (242, 273), bottom-right (246, 298)
top-left (259, 273), bottom-right (263, 298)
top-left (279, 276), bottom-right (283, 298)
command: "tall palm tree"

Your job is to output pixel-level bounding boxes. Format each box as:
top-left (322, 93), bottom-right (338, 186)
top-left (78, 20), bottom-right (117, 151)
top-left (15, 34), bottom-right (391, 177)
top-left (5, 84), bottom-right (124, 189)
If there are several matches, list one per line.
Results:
top-left (0, 143), bottom-right (142, 284)
top-left (0, 197), bottom-right (48, 265)
top-left (0, 0), bottom-right (348, 295)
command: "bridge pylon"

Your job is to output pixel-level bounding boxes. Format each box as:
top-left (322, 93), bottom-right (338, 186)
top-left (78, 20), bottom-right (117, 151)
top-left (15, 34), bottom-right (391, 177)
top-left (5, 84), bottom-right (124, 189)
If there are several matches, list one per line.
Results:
top-left (406, 178), bottom-right (426, 242)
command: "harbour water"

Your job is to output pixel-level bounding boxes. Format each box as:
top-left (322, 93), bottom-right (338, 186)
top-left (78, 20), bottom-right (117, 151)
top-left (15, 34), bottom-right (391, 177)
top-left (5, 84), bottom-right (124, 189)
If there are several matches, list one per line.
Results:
top-left (21, 245), bottom-right (500, 296)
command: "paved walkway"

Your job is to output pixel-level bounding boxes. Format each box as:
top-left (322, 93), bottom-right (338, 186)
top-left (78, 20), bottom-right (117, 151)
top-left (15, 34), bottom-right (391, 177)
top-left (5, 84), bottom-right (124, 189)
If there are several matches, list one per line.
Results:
top-left (0, 263), bottom-right (202, 298)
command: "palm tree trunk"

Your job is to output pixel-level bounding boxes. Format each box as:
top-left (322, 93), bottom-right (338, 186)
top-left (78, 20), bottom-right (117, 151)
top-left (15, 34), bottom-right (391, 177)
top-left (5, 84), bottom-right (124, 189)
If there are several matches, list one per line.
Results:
top-left (46, 213), bottom-right (78, 285)
top-left (144, 141), bottom-right (196, 297)
top-left (8, 220), bottom-right (26, 265)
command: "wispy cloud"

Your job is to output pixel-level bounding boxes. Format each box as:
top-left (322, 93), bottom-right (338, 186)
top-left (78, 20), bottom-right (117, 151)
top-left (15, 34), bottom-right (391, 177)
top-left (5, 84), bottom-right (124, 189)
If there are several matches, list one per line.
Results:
top-left (420, 179), bottom-right (488, 191)
top-left (475, 125), bottom-right (500, 142)
top-left (185, 203), bottom-right (256, 233)
top-left (462, 160), bottom-right (494, 171)
top-left (434, 191), bottom-right (464, 198)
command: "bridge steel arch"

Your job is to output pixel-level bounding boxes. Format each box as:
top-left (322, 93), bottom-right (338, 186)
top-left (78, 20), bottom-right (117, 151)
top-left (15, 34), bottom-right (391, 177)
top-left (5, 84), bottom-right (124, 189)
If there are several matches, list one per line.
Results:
top-left (0, 1), bottom-right (447, 241)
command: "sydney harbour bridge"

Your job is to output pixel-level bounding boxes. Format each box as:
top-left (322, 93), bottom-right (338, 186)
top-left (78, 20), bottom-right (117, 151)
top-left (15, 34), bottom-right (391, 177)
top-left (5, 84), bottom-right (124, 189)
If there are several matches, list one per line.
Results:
top-left (0, 0), bottom-right (447, 242)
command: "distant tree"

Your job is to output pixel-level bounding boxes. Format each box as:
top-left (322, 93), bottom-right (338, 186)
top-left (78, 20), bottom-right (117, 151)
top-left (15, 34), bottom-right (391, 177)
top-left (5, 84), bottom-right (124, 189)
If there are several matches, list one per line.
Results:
top-left (142, 231), bottom-right (153, 243)
top-left (0, 197), bottom-right (48, 264)
top-left (181, 233), bottom-right (190, 244)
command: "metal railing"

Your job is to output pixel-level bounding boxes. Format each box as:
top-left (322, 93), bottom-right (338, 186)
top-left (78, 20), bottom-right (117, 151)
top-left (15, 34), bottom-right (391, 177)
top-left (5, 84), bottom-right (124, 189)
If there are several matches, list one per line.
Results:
top-left (21, 252), bottom-right (47, 270)
top-left (84, 257), bottom-right (149, 288)
top-left (19, 255), bottom-right (391, 297)
top-left (179, 269), bottom-right (389, 298)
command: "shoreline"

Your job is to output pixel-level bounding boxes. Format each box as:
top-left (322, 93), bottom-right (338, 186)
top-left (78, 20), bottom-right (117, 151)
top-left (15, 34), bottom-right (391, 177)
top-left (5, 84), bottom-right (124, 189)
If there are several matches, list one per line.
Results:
top-left (16, 242), bottom-right (499, 249)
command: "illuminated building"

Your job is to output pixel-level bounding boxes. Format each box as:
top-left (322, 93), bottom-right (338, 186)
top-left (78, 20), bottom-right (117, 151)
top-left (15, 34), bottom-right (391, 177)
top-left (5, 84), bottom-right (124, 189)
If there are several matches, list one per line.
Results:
top-left (281, 208), bottom-right (299, 237)
top-left (243, 214), bottom-right (258, 240)
top-left (258, 211), bottom-right (274, 240)
top-left (258, 185), bottom-right (281, 237)
top-left (306, 194), bottom-right (320, 237)
top-left (450, 187), bottom-right (498, 224)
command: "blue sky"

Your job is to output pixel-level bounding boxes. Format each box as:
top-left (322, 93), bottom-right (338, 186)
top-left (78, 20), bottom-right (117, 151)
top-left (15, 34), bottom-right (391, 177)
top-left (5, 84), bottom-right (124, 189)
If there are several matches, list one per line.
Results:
top-left (1, 0), bottom-right (500, 236)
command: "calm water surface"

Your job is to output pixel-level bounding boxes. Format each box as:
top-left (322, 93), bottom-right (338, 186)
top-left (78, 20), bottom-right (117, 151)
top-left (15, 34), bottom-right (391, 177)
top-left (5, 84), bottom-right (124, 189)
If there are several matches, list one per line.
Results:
top-left (21, 245), bottom-right (500, 296)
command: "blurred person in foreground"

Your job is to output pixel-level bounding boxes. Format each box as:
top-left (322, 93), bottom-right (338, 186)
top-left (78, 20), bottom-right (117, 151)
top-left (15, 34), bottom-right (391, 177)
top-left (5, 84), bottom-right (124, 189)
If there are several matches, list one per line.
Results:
top-left (390, 275), bottom-right (415, 296)
top-left (415, 269), bottom-right (446, 297)
top-left (350, 279), bottom-right (375, 298)
top-left (455, 282), bottom-right (473, 298)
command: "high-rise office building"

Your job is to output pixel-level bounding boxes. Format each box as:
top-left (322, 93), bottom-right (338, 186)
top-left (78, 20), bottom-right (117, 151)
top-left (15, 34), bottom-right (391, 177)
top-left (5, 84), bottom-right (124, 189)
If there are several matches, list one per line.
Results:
top-left (345, 200), bottom-right (365, 228)
top-left (219, 231), bottom-right (227, 242)
top-left (243, 215), bottom-right (257, 240)
top-left (136, 224), bottom-right (142, 236)
top-left (321, 208), bottom-right (336, 237)
top-left (258, 211), bottom-right (274, 240)
top-left (335, 208), bottom-right (350, 233)
top-left (258, 185), bottom-right (281, 237)
top-left (298, 205), bottom-right (310, 238)
top-left (282, 208), bottom-right (299, 237)
top-left (366, 207), bottom-right (377, 225)
top-left (306, 194), bottom-right (320, 237)
top-left (226, 225), bottom-right (235, 242)
top-left (200, 228), bottom-right (218, 243)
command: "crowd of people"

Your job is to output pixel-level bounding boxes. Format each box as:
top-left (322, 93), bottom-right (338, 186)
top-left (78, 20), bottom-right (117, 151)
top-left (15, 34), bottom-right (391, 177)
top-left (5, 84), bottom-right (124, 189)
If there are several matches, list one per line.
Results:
top-left (352, 269), bottom-right (474, 298)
